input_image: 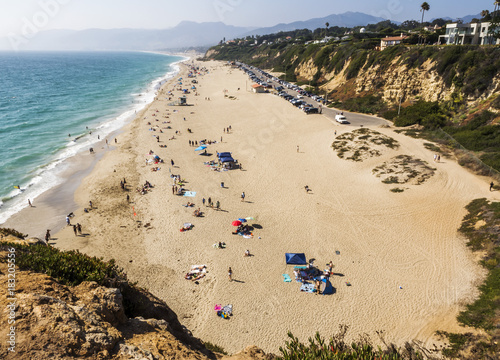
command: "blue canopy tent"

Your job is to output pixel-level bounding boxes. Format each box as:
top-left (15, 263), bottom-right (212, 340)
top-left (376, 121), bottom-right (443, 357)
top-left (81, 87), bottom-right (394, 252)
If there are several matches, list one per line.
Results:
top-left (320, 278), bottom-right (334, 295)
top-left (285, 253), bottom-right (307, 265)
top-left (220, 157), bottom-right (234, 163)
top-left (218, 152), bottom-right (232, 159)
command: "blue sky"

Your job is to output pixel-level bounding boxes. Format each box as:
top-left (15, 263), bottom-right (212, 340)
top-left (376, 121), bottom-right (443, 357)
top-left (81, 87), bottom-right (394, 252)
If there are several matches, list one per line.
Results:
top-left (0, 0), bottom-right (494, 37)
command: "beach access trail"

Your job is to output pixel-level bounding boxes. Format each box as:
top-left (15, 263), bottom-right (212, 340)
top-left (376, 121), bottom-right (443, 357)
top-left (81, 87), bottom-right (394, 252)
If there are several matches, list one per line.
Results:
top-left (46, 60), bottom-right (497, 353)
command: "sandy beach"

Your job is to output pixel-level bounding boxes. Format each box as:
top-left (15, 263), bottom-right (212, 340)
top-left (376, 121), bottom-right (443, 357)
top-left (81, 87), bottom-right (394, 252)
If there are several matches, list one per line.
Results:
top-left (6, 59), bottom-right (499, 354)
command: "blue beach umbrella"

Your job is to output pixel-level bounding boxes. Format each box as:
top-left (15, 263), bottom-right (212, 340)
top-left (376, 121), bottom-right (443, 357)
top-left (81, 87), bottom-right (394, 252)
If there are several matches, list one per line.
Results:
top-left (195, 145), bottom-right (207, 151)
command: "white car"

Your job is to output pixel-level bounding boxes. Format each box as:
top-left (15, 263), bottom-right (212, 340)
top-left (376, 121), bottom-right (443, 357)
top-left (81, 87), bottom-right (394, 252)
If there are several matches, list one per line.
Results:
top-left (335, 114), bottom-right (348, 124)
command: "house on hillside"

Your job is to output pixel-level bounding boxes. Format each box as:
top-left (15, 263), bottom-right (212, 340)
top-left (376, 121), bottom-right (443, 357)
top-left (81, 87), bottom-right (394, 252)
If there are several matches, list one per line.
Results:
top-left (438, 22), bottom-right (500, 45)
top-left (380, 34), bottom-right (409, 50)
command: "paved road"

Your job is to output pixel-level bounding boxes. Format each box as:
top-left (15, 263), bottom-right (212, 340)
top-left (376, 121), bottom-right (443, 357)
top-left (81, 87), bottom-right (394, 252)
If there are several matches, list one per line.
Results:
top-left (244, 64), bottom-right (390, 128)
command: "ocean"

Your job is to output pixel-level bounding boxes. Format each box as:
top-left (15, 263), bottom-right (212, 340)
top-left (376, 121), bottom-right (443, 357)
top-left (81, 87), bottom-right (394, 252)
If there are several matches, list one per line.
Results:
top-left (0, 51), bottom-right (184, 224)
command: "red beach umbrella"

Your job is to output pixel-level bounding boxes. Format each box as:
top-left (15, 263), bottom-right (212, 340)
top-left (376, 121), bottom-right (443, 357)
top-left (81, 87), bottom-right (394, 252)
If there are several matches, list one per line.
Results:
top-left (231, 220), bottom-right (242, 226)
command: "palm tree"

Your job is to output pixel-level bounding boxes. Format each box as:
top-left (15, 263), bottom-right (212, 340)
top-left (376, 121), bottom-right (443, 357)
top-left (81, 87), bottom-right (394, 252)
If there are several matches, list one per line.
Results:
top-left (419, 2), bottom-right (430, 44)
top-left (420, 2), bottom-right (430, 25)
top-left (481, 9), bottom-right (490, 20)
top-left (325, 22), bottom-right (330, 39)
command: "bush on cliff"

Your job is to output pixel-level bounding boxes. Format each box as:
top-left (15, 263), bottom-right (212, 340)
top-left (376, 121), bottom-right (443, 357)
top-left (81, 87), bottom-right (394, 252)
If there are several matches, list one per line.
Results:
top-left (0, 242), bottom-right (122, 286)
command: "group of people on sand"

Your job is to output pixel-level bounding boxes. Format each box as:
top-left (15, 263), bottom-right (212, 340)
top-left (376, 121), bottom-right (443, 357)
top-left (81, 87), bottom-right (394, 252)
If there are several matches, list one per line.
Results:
top-left (137, 181), bottom-right (153, 195)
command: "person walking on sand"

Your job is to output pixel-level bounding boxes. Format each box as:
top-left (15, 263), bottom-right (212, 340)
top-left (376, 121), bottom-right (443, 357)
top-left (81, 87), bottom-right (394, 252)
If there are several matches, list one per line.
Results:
top-left (228, 267), bottom-right (233, 281)
top-left (490, 181), bottom-right (494, 191)
top-left (28, 199), bottom-right (32, 207)
top-left (77, 223), bottom-right (82, 235)
top-left (297, 145), bottom-right (299, 153)
top-left (241, 192), bottom-right (245, 202)
top-left (202, 198), bottom-right (206, 206)
top-left (89, 200), bottom-right (93, 209)
top-left (66, 216), bottom-right (71, 226)
top-left (216, 200), bottom-right (220, 211)
top-left (208, 197), bottom-right (212, 207)
top-left (73, 225), bottom-right (78, 236)
top-left (45, 229), bottom-right (51, 243)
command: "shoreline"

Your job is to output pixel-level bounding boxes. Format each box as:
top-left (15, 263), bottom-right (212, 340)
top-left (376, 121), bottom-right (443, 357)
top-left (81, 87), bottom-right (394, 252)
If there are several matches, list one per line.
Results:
top-left (6, 59), bottom-right (498, 354)
top-left (1, 55), bottom-right (188, 238)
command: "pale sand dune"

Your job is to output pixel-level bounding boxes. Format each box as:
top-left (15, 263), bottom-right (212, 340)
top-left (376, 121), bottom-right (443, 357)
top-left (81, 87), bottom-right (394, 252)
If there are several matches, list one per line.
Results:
top-left (49, 60), bottom-right (497, 354)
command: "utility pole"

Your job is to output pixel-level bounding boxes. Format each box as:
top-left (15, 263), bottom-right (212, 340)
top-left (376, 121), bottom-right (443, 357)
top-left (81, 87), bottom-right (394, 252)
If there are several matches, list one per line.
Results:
top-left (398, 92), bottom-right (403, 116)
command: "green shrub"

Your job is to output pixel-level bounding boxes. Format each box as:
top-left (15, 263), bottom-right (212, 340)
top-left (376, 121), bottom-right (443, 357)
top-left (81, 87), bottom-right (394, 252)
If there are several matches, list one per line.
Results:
top-left (0, 228), bottom-right (28, 239)
top-left (203, 341), bottom-right (228, 355)
top-left (278, 330), bottom-right (426, 359)
top-left (0, 243), bottom-right (122, 286)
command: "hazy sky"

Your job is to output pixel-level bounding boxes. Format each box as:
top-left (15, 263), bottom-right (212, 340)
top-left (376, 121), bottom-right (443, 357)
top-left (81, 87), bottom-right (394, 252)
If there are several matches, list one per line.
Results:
top-left (0, 0), bottom-right (494, 37)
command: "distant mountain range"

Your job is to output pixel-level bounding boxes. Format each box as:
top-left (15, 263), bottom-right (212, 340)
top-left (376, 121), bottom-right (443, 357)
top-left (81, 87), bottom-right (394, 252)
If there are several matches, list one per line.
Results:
top-left (431, 13), bottom-right (481, 23)
top-left (0, 12), bottom-right (482, 51)
top-left (0, 21), bottom-right (253, 51)
top-left (243, 12), bottom-right (387, 37)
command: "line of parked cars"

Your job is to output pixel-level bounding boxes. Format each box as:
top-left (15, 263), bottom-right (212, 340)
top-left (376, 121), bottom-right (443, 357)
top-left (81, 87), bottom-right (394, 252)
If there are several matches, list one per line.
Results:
top-left (237, 62), bottom-right (325, 115)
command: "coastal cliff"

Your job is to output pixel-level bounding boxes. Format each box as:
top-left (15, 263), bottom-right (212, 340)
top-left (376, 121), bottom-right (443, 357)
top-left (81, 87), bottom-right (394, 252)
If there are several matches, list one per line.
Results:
top-left (205, 43), bottom-right (500, 112)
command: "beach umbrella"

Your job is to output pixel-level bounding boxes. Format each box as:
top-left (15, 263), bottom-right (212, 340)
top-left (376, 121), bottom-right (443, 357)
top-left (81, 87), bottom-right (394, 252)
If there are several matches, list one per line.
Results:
top-left (232, 220), bottom-right (242, 226)
top-left (195, 145), bottom-right (207, 151)
top-left (238, 218), bottom-right (247, 223)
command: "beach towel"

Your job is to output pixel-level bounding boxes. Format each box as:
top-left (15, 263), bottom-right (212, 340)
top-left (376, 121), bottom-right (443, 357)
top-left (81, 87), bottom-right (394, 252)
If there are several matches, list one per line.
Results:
top-left (183, 191), bottom-right (196, 197)
top-left (293, 265), bottom-right (308, 269)
top-left (282, 274), bottom-right (292, 282)
top-left (300, 283), bottom-right (316, 293)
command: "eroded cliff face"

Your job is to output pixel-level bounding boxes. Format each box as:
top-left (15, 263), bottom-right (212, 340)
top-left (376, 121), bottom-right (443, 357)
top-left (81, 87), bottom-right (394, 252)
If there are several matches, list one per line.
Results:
top-left (294, 53), bottom-right (500, 108)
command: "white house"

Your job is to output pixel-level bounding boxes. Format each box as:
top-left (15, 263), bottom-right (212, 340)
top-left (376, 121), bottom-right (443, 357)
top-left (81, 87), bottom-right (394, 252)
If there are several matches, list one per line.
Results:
top-left (438, 22), bottom-right (500, 45)
top-left (380, 34), bottom-right (409, 50)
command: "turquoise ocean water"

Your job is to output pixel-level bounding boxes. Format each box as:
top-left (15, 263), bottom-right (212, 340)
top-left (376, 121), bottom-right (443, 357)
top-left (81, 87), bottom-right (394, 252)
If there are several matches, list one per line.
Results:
top-left (0, 51), bottom-right (184, 223)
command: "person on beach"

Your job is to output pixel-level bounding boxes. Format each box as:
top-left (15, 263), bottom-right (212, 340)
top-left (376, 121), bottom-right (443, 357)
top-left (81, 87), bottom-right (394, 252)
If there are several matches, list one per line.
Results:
top-left (244, 250), bottom-right (250, 257)
top-left (304, 185), bottom-right (311, 193)
top-left (202, 198), bottom-right (206, 206)
top-left (45, 230), bottom-right (51, 243)
top-left (73, 225), bottom-right (78, 236)
top-left (77, 223), bottom-right (82, 235)
top-left (171, 159), bottom-right (175, 167)
top-left (28, 199), bottom-right (32, 207)
top-left (208, 197), bottom-right (212, 207)
top-left (490, 181), bottom-right (494, 191)
top-left (228, 267), bottom-right (233, 281)
top-left (297, 145), bottom-right (299, 153)
top-left (221, 182), bottom-right (224, 188)
top-left (241, 192), bottom-right (245, 202)
top-left (115, 138), bottom-right (117, 144)
top-left (127, 194), bottom-right (130, 203)
top-left (66, 216), bottom-right (71, 226)
top-left (216, 200), bottom-right (220, 211)
top-left (223, 128), bottom-right (225, 133)
top-left (89, 200), bottom-right (93, 209)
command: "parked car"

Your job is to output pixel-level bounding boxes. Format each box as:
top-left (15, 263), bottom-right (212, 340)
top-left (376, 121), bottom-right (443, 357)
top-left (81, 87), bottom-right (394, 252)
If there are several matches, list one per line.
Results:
top-left (335, 114), bottom-right (348, 124)
top-left (304, 107), bottom-right (319, 114)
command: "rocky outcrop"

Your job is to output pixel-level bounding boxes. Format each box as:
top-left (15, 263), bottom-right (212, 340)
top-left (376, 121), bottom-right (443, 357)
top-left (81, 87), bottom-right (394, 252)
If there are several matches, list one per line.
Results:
top-left (0, 249), bottom-right (273, 359)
